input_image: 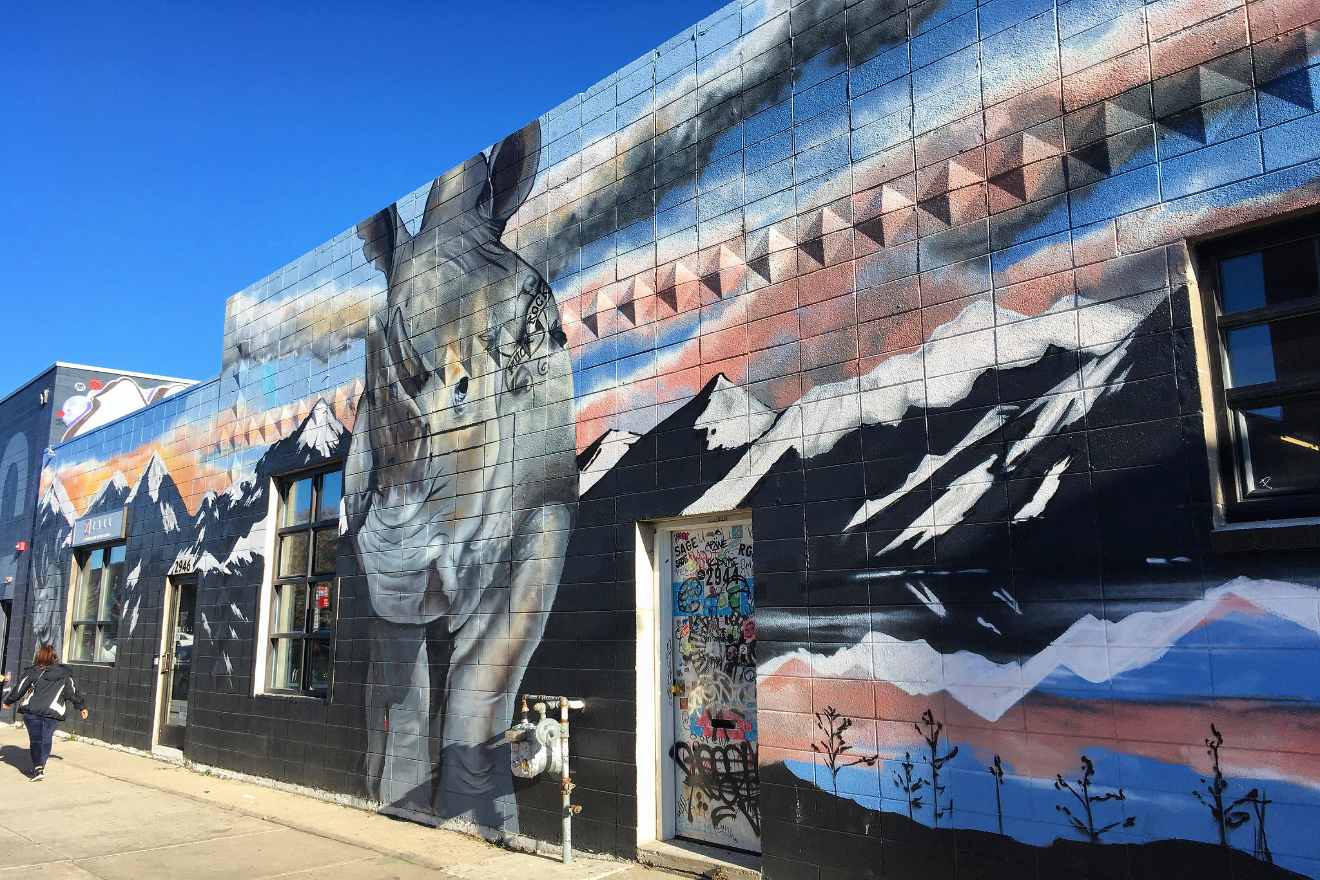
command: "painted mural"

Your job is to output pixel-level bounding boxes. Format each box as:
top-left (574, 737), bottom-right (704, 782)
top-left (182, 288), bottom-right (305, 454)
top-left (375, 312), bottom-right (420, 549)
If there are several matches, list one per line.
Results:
top-left (16, 0), bottom-right (1320, 875)
top-left (0, 366), bottom-right (192, 677)
top-left (57, 376), bottom-right (192, 441)
top-left (345, 120), bottom-right (577, 828)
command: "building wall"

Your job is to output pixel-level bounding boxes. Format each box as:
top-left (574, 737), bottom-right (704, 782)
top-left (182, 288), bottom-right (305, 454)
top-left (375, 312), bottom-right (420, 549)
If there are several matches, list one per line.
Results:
top-left (0, 368), bottom-right (56, 675)
top-left (22, 0), bottom-right (1320, 877)
top-left (1, 365), bottom-right (191, 674)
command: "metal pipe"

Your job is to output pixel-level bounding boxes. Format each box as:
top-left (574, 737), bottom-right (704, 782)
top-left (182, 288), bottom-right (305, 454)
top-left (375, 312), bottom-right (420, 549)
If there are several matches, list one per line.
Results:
top-left (522, 694), bottom-right (585, 863)
top-left (560, 697), bottom-right (572, 863)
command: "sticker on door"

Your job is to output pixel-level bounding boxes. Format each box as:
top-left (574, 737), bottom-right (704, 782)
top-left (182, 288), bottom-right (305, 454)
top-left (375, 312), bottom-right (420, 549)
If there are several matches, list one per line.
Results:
top-left (666, 522), bottom-right (759, 852)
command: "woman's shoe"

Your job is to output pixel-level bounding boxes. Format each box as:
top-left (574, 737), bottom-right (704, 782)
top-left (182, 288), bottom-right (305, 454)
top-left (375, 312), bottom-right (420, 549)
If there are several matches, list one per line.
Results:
top-left (31, 766), bottom-right (44, 781)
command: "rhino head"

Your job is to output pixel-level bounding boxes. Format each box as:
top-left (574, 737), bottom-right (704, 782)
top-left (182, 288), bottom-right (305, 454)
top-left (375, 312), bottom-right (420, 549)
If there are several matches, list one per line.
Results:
top-left (346, 119), bottom-right (576, 630)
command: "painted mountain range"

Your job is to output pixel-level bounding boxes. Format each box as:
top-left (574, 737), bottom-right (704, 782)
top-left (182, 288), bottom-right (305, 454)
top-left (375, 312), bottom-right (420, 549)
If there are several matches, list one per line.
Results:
top-left (560, 294), bottom-right (1320, 874)
top-left (28, 399), bottom-right (350, 675)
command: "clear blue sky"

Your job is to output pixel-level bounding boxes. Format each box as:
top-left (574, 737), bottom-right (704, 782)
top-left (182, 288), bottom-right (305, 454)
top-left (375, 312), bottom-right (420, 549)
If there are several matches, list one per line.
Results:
top-left (0, 1), bottom-right (721, 391)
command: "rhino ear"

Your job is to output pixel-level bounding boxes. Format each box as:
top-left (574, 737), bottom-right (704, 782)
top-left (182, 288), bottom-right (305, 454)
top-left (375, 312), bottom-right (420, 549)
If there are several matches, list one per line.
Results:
top-left (481, 119), bottom-right (541, 226)
top-left (357, 204), bottom-right (399, 277)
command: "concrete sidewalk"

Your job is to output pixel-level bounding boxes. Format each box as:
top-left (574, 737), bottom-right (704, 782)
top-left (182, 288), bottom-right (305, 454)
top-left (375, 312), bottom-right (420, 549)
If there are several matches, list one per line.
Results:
top-left (0, 724), bottom-right (674, 880)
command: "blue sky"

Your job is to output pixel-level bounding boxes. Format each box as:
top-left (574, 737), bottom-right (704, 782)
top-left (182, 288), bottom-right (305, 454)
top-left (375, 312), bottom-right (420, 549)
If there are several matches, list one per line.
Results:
top-left (0, 1), bottom-right (719, 391)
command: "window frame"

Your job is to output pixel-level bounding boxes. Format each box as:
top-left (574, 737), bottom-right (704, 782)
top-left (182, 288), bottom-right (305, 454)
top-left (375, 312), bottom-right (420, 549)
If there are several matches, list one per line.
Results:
top-left (266, 466), bottom-right (342, 698)
top-left (1196, 214), bottom-right (1320, 523)
top-left (69, 542), bottom-right (127, 666)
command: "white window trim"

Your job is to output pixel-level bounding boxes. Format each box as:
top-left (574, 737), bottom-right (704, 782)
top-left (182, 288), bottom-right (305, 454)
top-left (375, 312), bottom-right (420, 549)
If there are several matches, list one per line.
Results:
top-left (251, 477), bottom-right (280, 697)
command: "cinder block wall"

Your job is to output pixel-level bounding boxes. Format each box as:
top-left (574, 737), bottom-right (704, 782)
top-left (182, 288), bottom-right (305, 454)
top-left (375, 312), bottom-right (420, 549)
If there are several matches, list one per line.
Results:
top-left (23, 0), bottom-right (1320, 877)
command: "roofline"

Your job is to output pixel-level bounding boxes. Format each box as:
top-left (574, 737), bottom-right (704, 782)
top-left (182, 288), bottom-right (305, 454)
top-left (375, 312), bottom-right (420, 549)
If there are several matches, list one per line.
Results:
top-left (51, 362), bottom-right (199, 385)
top-left (50, 374), bottom-right (221, 452)
top-left (0, 365), bottom-right (58, 409)
top-left (0, 363), bottom-right (199, 411)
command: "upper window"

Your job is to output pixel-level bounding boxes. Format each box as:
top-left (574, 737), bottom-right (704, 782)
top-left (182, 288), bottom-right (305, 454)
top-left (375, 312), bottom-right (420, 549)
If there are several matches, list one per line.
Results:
top-left (268, 468), bottom-right (342, 696)
top-left (1199, 216), bottom-right (1320, 521)
top-left (70, 544), bottom-right (126, 664)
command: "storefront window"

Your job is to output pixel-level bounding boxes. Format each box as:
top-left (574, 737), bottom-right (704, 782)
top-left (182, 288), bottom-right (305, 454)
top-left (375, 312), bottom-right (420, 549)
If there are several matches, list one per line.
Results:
top-left (1199, 216), bottom-right (1320, 520)
top-left (268, 468), bottom-right (341, 696)
top-left (70, 544), bottom-right (126, 664)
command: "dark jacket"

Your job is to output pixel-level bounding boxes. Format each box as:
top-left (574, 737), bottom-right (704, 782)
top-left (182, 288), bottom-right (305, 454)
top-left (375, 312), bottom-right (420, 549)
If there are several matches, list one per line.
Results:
top-left (4, 664), bottom-right (86, 721)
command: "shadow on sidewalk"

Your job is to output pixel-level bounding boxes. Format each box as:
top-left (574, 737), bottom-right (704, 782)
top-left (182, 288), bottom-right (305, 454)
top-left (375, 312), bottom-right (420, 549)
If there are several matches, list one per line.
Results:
top-left (0, 744), bottom-right (58, 777)
top-left (0, 744), bottom-right (33, 777)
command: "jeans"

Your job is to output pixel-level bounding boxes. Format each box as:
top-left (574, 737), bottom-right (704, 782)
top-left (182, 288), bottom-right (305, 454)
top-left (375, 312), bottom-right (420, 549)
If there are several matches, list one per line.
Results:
top-left (22, 715), bottom-right (57, 770)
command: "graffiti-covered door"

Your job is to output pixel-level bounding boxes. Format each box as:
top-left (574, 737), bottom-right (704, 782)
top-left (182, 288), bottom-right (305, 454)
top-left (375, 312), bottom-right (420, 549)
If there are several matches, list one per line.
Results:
top-left (664, 521), bottom-right (759, 853)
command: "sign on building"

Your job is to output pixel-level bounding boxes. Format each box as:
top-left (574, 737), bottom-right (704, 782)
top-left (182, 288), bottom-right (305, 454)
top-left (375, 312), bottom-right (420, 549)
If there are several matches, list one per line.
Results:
top-left (72, 508), bottom-right (127, 547)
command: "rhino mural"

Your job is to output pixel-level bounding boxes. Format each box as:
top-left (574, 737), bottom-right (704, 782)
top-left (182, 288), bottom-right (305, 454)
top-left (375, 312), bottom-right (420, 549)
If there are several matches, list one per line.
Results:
top-left (345, 120), bottom-right (577, 828)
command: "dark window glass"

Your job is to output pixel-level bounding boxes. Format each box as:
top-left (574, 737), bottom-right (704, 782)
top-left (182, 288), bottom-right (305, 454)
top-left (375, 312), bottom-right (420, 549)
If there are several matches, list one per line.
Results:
top-left (71, 543), bottom-right (126, 664)
top-left (1220, 252), bottom-right (1263, 313)
top-left (282, 477), bottom-right (313, 527)
top-left (1238, 399), bottom-right (1320, 495)
top-left (104, 545), bottom-right (126, 622)
top-left (312, 528), bottom-right (337, 575)
top-left (77, 549), bottom-right (104, 621)
top-left (1203, 217), bottom-right (1320, 519)
top-left (1221, 240), bottom-right (1320, 312)
top-left (1225, 314), bottom-right (1320, 388)
top-left (317, 471), bottom-right (342, 522)
top-left (271, 583), bottom-right (308, 635)
top-left (269, 467), bottom-right (341, 696)
top-left (278, 532), bottom-right (309, 578)
top-left (270, 638), bottom-right (303, 691)
top-left (75, 627), bottom-right (96, 665)
top-left (306, 639), bottom-right (332, 696)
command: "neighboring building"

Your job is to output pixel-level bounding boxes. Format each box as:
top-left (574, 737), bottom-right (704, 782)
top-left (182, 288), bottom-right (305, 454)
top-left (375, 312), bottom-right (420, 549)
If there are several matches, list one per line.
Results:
top-left (9, 0), bottom-right (1320, 876)
top-left (0, 364), bottom-right (193, 675)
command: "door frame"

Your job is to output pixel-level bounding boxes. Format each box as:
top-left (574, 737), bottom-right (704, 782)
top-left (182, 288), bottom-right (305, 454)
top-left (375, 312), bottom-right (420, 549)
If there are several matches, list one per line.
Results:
top-left (633, 511), bottom-right (753, 851)
top-left (151, 575), bottom-right (195, 752)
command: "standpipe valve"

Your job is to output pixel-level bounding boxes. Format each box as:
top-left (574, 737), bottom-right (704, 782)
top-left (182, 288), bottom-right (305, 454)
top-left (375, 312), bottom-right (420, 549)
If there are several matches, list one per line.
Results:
top-left (512, 695), bottom-right (586, 864)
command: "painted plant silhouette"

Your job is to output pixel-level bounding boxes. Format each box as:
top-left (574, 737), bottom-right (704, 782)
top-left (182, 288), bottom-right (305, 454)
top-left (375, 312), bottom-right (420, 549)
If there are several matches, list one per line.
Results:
top-left (892, 751), bottom-right (925, 820)
top-left (989, 754), bottom-right (1006, 835)
top-left (1249, 790), bottom-right (1272, 864)
top-left (916, 709), bottom-right (958, 827)
top-left (1193, 724), bottom-right (1272, 863)
top-left (811, 706), bottom-right (878, 796)
top-left (1054, 755), bottom-right (1135, 843)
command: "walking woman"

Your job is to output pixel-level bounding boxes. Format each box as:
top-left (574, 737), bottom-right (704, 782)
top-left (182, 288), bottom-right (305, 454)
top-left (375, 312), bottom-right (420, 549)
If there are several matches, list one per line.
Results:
top-left (2, 644), bottom-right (88, 780)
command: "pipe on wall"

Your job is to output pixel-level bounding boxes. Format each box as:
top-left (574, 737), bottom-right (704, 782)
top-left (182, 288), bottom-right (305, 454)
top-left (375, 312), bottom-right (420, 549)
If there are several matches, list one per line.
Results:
top-left (522, 694), bottom-right (585, 863)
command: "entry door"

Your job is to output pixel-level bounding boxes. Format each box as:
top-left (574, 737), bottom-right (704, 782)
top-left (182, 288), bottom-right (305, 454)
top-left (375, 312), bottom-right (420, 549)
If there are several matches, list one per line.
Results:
top-left (664, 521), bottom-right (759, 853)
top-left (157, 580), bottom-right (196, 750)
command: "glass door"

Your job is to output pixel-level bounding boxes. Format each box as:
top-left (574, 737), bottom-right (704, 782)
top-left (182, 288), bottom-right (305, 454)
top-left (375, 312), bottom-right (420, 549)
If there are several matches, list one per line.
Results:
top-left (157, 580), bottom-right (196, 750)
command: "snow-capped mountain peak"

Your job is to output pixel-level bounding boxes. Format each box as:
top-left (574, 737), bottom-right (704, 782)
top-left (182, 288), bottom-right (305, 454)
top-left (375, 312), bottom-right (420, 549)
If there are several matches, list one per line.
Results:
top-left (579, 430), bottom-right (641, 496)
top-left (127, 452), bottom-right (170, 503)
top-left (299, 398), bottom-right (346, 458)
top-left (223, 472), bottom-right (258, 506)
top-left (39, 479), bottom-right (76, 524)
top-left (694, 374), bottom-right (777, 450)
top-left (84, 471), bottom-right (131, 514)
